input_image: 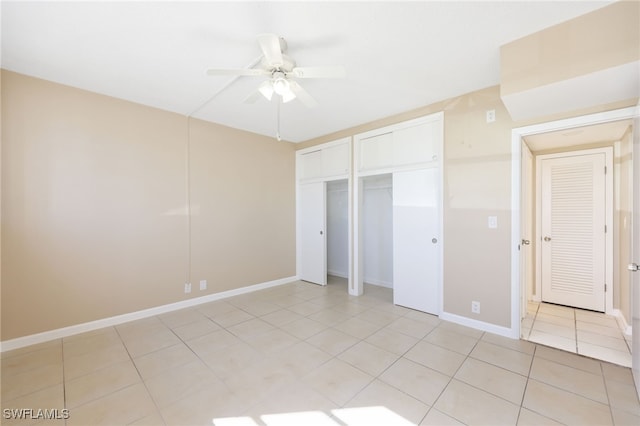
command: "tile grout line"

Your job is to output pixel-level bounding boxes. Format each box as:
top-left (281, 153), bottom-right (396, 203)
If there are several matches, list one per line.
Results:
top-left (113, 323), bottom-right (165, 425)
top-left (57, 326), bottom-right (163, 422)
top-left (7, 281), bottom-right (636, 425)
top-left (599, 361), bottom-right (617, 426)
top-left (421, 330), bottom-right (487, 425)
top-left (525, 301), bottom-right (539, 341)
top-left (338, 315), bottom-right (442, 423)
top-left (515, 343), bottom-right (538, 425)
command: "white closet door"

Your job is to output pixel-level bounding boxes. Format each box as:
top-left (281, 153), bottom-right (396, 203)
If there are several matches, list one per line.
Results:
top-left (540, 153), bottom-right (606, 311)
top-left (299, 182), bottom-right (327, 285)
top-left (393, 168), bottom-right (439, 314)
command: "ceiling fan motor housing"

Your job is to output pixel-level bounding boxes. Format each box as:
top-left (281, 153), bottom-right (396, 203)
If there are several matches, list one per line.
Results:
top-left (262, 54), bottom-right (296, 73)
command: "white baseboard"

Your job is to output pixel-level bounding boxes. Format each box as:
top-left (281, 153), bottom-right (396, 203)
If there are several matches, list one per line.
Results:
top-left (327, 270), bottom-right (348, 279)
top-left (363, 277), bottom-right (393, 288)
top-left (612, 309), bottom-right (632, 336)
top-left (439, 311), bottom-right (517, 339)
top-left (0, 276), bottom-right (297, 353)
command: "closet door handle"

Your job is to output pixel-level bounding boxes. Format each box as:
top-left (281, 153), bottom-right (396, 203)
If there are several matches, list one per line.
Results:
top-left (320, 230), bottom-right (323, 235)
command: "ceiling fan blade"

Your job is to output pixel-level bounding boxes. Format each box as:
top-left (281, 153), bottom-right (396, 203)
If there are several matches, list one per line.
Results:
top-left (281, 88), bottom-right (296, 103)
top-left (206, 68), bottom-right (269, 77)
top-left (257, 33), bottom-right (284, 68)
top-left (243, 90), bottom-right (263, 104)
top-left (289, 81), bottom-right (318, 108)
top-left (289, 66), bottom-right (346, 79)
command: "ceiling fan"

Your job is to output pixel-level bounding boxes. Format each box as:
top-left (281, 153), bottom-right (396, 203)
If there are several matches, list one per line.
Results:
top-left (206, 33), bottom-right (346, 108)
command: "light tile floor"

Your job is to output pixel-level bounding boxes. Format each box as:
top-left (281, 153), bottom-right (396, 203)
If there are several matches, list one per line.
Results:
top-left (522, 301), bottom-right (633, 368)
top-left (2, 277), bottom-right (639, 425)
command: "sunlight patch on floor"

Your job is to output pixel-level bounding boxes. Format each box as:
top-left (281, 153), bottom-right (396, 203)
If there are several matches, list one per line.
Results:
top-left (213, 406), bottom-right (414, 426)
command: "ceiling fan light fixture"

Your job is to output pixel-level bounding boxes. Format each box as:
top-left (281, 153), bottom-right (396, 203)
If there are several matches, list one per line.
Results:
top-left (208, 33), bottom-right (345, 110)
top-left (272, 75), bottom-right (290, 95)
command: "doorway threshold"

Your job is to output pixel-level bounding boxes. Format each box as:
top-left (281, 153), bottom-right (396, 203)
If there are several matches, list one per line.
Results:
top-left (522, 301), bottom-right (631, 367)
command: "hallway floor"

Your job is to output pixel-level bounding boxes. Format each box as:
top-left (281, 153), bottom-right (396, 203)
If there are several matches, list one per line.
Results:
top-left (2, 279), bottom-right (639, 425)
top-left (522, 301), bottom-right (632, 367)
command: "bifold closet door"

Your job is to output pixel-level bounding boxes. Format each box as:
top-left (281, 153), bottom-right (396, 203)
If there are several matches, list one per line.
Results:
top-left (299, 181), bottom-right (327, 285)
top-left (393, 168), bottom-right (439, 314)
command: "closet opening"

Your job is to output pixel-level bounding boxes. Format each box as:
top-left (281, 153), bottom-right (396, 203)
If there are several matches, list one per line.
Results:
top-left (360, 174), bottom-right (393, 290)
top-left (326, 179), bottom-right (350, 288)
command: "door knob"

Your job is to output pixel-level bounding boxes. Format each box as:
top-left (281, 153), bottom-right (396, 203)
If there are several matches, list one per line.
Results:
top-left (629, 263), bottom-right (639, 272)
top-left (320, 231), bottom-right (323, 235)
top-left (544, 236), bottom-right (552, 242)
top-left (521, 239), bottom-right (530, 245)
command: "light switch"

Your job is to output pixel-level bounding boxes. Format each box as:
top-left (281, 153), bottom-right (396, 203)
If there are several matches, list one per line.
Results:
top-left (488, 216), bottom-right (498, 229)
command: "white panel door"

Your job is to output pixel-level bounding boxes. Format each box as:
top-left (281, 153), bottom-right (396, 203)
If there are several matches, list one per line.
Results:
top-left (299, 182), bottom-right (327, 285)
top-left (393, 168), bottom-right (439, 314)
top-left (540, 153), bottom-right (606, 311)
top-left (631, 116), bottom-right (640, 399)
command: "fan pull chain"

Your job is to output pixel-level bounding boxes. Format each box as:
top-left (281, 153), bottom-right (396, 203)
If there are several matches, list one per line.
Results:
top-left (276, 96), bottom-right (282, 141)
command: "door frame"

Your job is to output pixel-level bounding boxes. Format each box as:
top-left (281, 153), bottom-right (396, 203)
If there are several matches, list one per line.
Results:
top-left (510, 106), bottom-right (639, 338)
top-left (520, 142), bottom-right (534, 320)
top-left (534, 147), bottom-right (613, 313)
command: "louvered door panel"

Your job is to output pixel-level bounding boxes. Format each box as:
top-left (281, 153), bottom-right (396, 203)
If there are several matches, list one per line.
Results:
top-left (540, 153), bottom-right (605, 311)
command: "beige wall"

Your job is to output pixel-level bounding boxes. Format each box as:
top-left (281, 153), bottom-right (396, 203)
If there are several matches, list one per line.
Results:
top-left (501, 0), bottom-right (640, 96)
top-left (1, 70), bottom-right (296, 341)
top-left (188, 119), bottom-right (296, 293)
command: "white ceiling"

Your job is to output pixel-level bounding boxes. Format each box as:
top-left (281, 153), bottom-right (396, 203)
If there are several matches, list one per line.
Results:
top-left (1, 1), bottom-right (612, 143)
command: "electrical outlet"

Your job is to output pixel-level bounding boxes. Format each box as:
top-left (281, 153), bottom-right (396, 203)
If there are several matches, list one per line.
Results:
top-left (184, 283), bottom-right (191, 294)
top-left (471, 301), bottom-right (481, 314)
top-left (486, 109), bottom-right (496, 123)
top-left (199, 280), bottom-right (207, 291)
